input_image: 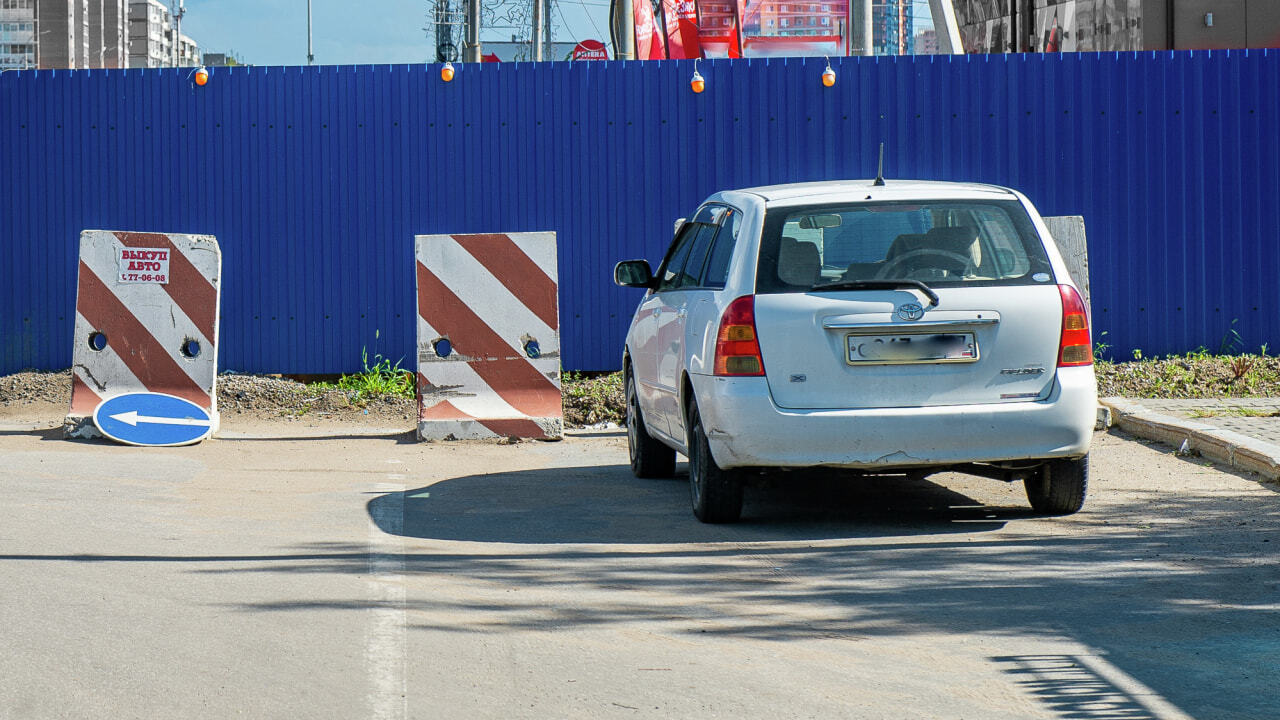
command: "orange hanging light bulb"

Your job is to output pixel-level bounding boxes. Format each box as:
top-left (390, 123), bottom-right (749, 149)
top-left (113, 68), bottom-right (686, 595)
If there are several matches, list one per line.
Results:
top-left (822, 63), bottom-right (836, 87)
top-left (194, 66), bottom-right (209, 86)
top-left (441, 62), bottom-right (455, 82)
top-left (690, 60), bottom-right (705, 94)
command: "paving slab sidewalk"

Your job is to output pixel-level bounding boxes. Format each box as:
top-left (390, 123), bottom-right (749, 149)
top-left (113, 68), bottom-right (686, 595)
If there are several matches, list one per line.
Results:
top-left (1101, 397), bottom-right (1280, 481)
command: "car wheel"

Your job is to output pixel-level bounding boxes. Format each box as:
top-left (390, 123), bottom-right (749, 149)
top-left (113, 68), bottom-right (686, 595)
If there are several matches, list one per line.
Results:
top-left (1024, 454), bottom-right (1089, 515)
top-left (627, 371), bottom-right (675, 479)
top-left (687, 401), bottom-right (743, 523)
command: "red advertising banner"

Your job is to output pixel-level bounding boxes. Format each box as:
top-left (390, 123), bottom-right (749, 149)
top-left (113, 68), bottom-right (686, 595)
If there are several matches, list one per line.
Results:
top-left (662, 0), bottom-right (703, 59)
top-left (634, 0), bottom-right (666, 59)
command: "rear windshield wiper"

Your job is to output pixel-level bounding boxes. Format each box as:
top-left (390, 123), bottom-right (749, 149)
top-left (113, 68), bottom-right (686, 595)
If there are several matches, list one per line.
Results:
top-left (810, 279), bottom-right (940, 306)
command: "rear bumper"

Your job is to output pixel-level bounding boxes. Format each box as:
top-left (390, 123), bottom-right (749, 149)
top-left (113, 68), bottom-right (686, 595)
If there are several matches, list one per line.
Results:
top-left (689, 367), bottom-right (1097, 470)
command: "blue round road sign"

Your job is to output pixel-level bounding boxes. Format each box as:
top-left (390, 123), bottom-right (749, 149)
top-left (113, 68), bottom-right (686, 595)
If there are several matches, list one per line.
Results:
top-left (93, 392), bottom-right (214, 447)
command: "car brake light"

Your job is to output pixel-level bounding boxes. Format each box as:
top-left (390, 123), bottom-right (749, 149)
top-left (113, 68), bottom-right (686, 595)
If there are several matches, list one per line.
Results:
top-left (714, 295), bottom-right (766, 376)
top-left (1058, 284), bottom-right (1093, 367)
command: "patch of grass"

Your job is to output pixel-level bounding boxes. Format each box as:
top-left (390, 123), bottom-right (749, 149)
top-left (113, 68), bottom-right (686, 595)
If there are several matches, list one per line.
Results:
top-left (1225, 407), bottom-right (1280, 418)
top-left (562, 371), bottom-right (624, 426)
top-left (1188, 406), bottom-right (1279, 419)
top-left (312, 334), bottom-right (415, 406)
top-left (1097, 352), bottom-right (1280, 399)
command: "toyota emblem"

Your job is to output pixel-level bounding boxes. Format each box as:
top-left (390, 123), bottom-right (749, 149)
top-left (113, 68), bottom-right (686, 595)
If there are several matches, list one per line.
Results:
top-left (896, 303), bottom-right (925, 321)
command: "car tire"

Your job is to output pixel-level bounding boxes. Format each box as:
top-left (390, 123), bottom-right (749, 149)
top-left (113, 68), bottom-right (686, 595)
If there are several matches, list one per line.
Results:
top-left (1024, 454), bottom-right (1089, 515)
top-left (687, 401), bottom-right (743, 523)
top-left (627, 371), bottom-right (675, 479)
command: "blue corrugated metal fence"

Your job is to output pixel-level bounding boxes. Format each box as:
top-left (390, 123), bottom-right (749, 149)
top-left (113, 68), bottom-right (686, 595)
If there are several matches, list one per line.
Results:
top-left (2, 51), bottom-right (1277, 373)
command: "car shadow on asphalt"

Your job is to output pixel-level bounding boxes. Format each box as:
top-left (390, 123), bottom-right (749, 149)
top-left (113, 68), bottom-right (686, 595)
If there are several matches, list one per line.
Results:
top-left (366, 463), bottom-right (1035, 544)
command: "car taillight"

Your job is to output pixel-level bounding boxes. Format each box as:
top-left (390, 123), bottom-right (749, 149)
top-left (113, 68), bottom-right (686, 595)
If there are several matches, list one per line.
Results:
top-left (1058, 284), bottom-right (1093, 367)
top-left (714, 295), bottom-right (766, 376)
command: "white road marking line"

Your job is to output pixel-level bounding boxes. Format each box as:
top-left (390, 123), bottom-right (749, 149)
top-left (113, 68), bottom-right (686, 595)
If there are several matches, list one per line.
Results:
top-left (366, 481), bottom-right (407, 720)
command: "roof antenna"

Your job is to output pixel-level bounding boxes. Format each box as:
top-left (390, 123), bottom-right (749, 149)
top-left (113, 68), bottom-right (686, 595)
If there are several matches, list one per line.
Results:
top-left (873, 142), bottom-right (886, 186)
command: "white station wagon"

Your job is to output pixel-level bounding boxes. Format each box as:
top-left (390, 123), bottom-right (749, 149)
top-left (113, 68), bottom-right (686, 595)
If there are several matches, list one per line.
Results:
top-left (614, 179), bottom-right (1097, 523)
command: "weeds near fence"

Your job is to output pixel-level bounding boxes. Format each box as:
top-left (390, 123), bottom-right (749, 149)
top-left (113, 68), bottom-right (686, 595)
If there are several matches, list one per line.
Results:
top-left (1219, 319), bottom-right (1245, 355)
top-left (1093, 331), bottom-right (1111, 361)
top-left (314, 331), bottom-right (415, 405)
top-left (1230, 356), bottom-right (1255, 381)
top-left (562, 371), bottom-right (624, 426)
top-left (1097, 350), bottom-right (1280, 399)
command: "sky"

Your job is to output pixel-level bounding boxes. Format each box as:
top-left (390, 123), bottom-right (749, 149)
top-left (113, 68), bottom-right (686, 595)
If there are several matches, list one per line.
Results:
top-left (182, 0), bottom-right (933, 67)
top-left (182, 0), bottom-right (614, 66)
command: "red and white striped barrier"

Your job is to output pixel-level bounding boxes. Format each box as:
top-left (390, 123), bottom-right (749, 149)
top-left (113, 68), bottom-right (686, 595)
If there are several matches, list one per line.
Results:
top-left (65, 230), bottom-right (221, 437)
top-left (415, 232), bottom-right (563, 440)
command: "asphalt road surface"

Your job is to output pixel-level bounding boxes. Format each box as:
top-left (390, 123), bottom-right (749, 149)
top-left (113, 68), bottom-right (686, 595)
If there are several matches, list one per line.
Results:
top-left (0, 419), bottom-right (1276, 719)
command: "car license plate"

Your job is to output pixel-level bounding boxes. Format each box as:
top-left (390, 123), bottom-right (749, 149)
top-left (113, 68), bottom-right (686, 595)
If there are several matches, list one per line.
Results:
top-left (846, 332), bottom-right (978, 364)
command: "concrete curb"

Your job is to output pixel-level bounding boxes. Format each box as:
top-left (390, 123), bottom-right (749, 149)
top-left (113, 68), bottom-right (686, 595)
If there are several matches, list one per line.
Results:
top-left (1101, 397), bottom-right (1280, 480)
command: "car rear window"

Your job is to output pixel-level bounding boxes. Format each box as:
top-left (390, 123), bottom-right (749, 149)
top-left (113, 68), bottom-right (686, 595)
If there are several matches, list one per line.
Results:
top-left (755, 199), bottom-right (1055, 294)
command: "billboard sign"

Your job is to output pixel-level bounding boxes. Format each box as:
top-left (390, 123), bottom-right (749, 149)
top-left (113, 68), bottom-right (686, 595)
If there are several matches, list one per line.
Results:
top-left (571, 39), bottom-right (609, 60)
top-left (699, 0), bottom-right (850, 59)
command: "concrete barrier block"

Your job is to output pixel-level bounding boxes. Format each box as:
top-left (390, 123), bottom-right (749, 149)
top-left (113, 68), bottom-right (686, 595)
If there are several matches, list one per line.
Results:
top-left (414, 232), bottom-right (563, 441)
top-left (65, 231), bottom-right (221, 438)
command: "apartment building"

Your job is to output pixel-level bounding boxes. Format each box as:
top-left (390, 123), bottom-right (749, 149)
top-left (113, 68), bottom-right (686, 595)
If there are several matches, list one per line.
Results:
top-left (177, 31), bottom-right (197, 65)
top-left (0, 0), bottom-right (36, 69)
top-left (127, 0), bottom-right (170, 67)
top-left (127, 0), bottom-right (198, 67)
top-left (915, 28), bottom-right (939, 54)
top-left (103, 0), bottom-right (128, 67)
top-left (36, 0), bottom-right (76, 68)
top-left (873, 0), bottom-right (913, 54)
top-left (0, 0), bottom-right (192, 70)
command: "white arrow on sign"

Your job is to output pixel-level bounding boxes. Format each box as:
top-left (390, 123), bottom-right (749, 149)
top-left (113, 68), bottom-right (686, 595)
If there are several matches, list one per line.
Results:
top-left (109, 411), bottom-right (211, 428)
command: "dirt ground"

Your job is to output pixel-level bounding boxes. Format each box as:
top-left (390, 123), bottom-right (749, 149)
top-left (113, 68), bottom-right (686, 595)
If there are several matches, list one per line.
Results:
top-left (0, 370), bottom-right (416, 426)
top-left (0, 371), bottom-right (626, 430)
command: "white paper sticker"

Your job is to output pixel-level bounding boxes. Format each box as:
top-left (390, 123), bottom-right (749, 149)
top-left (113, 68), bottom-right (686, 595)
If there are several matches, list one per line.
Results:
top-left (1032, 272), bottom-right (1051, 282)
top-left (117, 247), bottom-right (171, 284)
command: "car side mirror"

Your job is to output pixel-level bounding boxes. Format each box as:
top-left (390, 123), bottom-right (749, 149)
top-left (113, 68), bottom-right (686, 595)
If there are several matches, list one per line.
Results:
top-left (614, 259), bottom-right (655, 289)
